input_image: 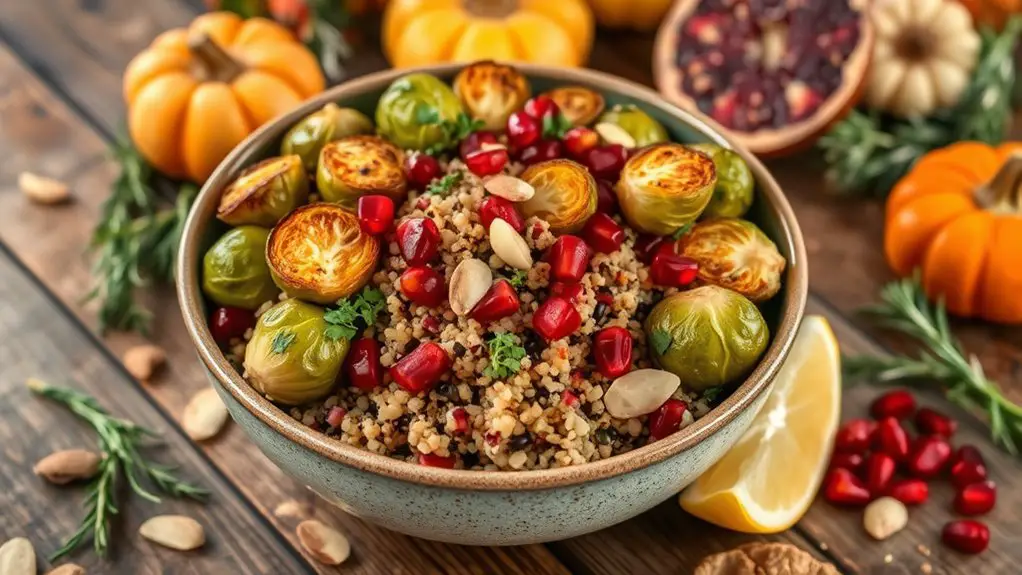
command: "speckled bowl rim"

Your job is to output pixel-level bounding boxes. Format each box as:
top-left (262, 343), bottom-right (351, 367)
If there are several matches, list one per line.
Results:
top-left (177, 63), bottom-right (808, 492)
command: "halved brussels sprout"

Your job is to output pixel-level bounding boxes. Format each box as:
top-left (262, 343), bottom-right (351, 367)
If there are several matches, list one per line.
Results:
top-left (687, 143), bottom-right (754, 219)
top-left (216, 155), bottom-right (309, 227)
top-left (453, 61), bottom-right (531, 132)
top-left (202, 226), bottom-right (279, 310)
top-left (244, 299), bottom-right (349, 405)
top-left (280, 103), bottom-right (374, 171)
top-left (544, 86), bottom-right (605, 126)
top-left (519, 159), bottom-right (598, 234)
top-left (375, 73), bottom-right (464, 150)
top-left (316, 135), bottom-right (407, 209)
top-left (679, 218), bottom-right (786, 303)
top-left (616, 143), bottom-right (716, 236)
top-left (267, 203), bottom-right (380, 304)
top-left (645, 285), bottom-right (768, 391)
top-left (597, 105), bottom-right (669, 148)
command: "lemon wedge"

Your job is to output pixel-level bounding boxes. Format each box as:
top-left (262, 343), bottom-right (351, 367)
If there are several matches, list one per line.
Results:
top-left (679, 315), bottom-right (841, 533)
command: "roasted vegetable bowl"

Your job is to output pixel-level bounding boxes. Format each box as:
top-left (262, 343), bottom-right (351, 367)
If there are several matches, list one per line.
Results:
top-left (178, 62), bottom-right (807, 545)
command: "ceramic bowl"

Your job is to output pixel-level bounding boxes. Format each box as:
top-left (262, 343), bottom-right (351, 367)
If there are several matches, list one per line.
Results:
top-left (177, 63), bottom-right (808, 546)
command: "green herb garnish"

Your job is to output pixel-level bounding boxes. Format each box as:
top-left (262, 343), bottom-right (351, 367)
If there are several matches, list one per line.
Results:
top-left (671, 222), bottom-right (694, 241)
top-left (271, 330), bottom-right (297, 354)
top-left (650, 329), bottom-right (672, 356)
top-left (702, 386), bottom-right (724, 404)
top-left (426, 171), bottom-right (463, 197)
top-left (420, 112), bottom-right (486, 155)
top-left (542, 113), bottom-right (574, 139)
top-left (324, 287), bottom-right (386, 341)
top-left (506, 269), bottom-right (528, 289)
top-left (483, 332), bottom-right (527, 380)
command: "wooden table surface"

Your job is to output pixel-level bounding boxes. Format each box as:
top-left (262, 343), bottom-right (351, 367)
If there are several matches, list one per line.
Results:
top-left (2, 1), bottom-right (1021, 573)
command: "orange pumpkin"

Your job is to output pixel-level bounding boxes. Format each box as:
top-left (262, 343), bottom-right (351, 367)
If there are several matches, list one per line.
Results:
top-left (885, 141), bottom-right (1022, 323)
top-left (585, 0), bottom-right (673, 31)
top-left (123, 12), bottom-right (325, 183)
top-left (957, 0), bottom-right (1021, 30)
top-left (382, 0), bottom-right (593, 68)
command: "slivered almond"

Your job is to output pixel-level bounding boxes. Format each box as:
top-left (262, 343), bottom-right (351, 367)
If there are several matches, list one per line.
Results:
top-left (484, 175), bottom-right (535, 202)
top-left (604, 369), bottom-right (681, 419)
top-left (594, 122), bottom-right (637, 148)
top-left (488, 219), bottom-right (533, 270)
top-left (0, 537), bottom-right (36, 575)
top-left (182, 387), bottom-right (229, 441)
top-left (46, 564), bottom-right (86, 575)
top-left (123, 344), bottom-right (166, 382)
top-left (19, 172), bottom-right (70, 204)
top-left (296, 520), bottom-right (350, 566)
top-left (139, 515), bottom-right (205, 551)
top-left (449, 258), bottom-right (493, 316)
top-left (33, 449), bottom-right (102, 485)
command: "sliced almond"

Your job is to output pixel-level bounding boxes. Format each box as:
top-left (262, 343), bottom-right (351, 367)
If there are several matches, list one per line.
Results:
top-left (182, 387), bottom-right (229, 441)
top-left (46, 564), bottom-right (86, 575)
top-left (488, 219), bottom-right (533, 271)
top-left (19, 172), bottom-right (70, 204)
top-left (594, 122), bottom-right (637, 149)
top-left (296, 520), bottom-right (351, 566)
top-left (863, 497), bottom-right (908, 541)
top-left (449, 258), bottom-right (493, 316)
top-left (484, 175), bottom-right (535, 202)
top-left (603, 369), bottom-right (681, 419)
top-left (478, 142), bottom-right (508, 153)
top-left (33, 449), bottom-right (102, 485)
top-left (0, 537), bottom-right (36, 575)
top-left (123, 344), bottom-right (167, 382)
top-left (139, 515), bottom-right (205, 551)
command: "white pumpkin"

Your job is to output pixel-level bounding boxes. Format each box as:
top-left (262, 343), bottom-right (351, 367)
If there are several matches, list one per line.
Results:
top-left (866, 0), bottom-right (980, 117)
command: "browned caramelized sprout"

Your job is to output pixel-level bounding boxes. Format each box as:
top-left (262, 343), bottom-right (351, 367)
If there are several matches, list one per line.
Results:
top-left (316, 135), bottom-right (407, 209)
top-left (544, 86), bottom-right (606, 126)
top-left (453, 61), bottom-right (531, 132)
top-left (519, 159), bottom-right (598, 234)
top-left (216, 155), bottom-right (309, 227)
top-left (679, 218), bottom-right (786, 303)
top-left (280, 103), bottom-right (374, 171)
top-left (615, 143), bottom-right (716, 235)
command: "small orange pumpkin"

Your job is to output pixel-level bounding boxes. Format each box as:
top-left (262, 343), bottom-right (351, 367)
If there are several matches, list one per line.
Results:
top-left (957, 0), bottom-right (1021, 30)
top-left (885, 141), bottom-right (1022, 323)
top-left (123, 12), bottom-right (325, 183)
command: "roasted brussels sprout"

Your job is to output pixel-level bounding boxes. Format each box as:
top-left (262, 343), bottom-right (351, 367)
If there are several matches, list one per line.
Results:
top-left (243, 299), bottom-right (349, 405)
top-left (597, 105), bottom-right (668, 148)
top-left (519, 159), bottom-right (598, 234)
top-left (644, 285), bottom-right (768, 391)
top-left (544, 86), bottom-right (605, 126)
top-left (375, 73), bottom-right (464, 150)
top-left (687, 143), bottom-right (754, 219)
top-left (316, 135), bottom-right (407, 209)
top-left (679, 218), bottom-right (786, 303)
top-left (216, 155), bottom-right (309, 227)
top-left (616, 143), bottom-right (716, 236)
top-left (202, 226), bottom-right (279, 310)
top-left (453, 61), bottom-right (531, 132)
top-left (280, 103), bottom-right (374, 171)
top-left (267, 203), bottom-right (380, 304)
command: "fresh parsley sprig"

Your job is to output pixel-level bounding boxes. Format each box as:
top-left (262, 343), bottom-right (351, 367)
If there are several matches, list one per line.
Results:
top-left (415, 107), bottom-right (485, 155)
top-left (426, 171), bottom-right (463, 197)
top-left (324, 287), bottom-right (386, 341)
top-left (505, 269), bottom-right (528, 289)
top-left (483, 333), bottom-right (527, 380)
top-left (542, 113), bottom-right (573, 140)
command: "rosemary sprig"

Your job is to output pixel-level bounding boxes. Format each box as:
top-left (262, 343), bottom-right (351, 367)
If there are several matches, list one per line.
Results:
top-left (843, 277), bottom-right (1022, 455)
top-left (27, 378), bottom-right (208, 559)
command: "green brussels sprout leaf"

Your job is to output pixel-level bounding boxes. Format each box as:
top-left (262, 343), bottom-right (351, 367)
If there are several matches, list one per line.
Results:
top-left (271, 330), bottom-right (297, 354)
top-left (324, 287), bottom-right (386, 341)
top-left (415, 104), bottom-right (440, 125)
top-left (650, 328), bottom-right (673, 356)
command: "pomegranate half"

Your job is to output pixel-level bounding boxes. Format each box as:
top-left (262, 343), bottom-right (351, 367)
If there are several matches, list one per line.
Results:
top-left (653, 0), bottom-right (874, 157)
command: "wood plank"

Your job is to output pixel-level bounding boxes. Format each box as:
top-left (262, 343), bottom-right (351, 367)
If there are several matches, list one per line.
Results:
top-left (0, 42), bottom-right (568, 575)
top-left (0, 249), bottom-right (306, 574)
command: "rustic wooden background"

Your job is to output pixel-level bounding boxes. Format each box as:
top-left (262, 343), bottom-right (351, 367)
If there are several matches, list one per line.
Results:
top-left (1, 1), bottom-right (1021, 573)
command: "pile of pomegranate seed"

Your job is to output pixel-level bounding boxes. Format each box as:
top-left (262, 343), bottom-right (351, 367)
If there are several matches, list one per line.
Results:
top-left (823, 389), bottom-right (995, 555)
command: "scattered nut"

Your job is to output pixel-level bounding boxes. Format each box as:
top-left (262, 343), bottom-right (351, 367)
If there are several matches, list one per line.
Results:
top-left (0, 537), bottom-right (36, 575)
top-left (182, 387), bottom-right (229, 441)
top-left (695, 542), bottom-right (838, 575)
top-left (863, 496), bottom-right (908, 541)
top-left (46, 564), bottom-right (86, 575)
top-left (488, 218), bottom-right (533, 270)
top-left (449, 258), bottom-right (493, 316)
top-left (123, 344), bottom-right (167, 382)
top-left (296, 520), bottom-right (350, 566)
top-left (484, 175), bottom-right (535, 202)
top-left (594, 122), bottom-right (637, 148)
top-left (138, 515), bottom-right (205, 551)
top-left (273, 499), bottom-right (306, 519)
top-left (33, 449), bottom-right (102, 485)
top-left (19, 172), bottom-right (70, 204)
top-left (604, 369), bottom-right (680, 419)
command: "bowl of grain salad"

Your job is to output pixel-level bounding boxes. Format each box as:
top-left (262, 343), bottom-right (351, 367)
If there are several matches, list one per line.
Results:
top-left (177, 61), bottom-right (807, 545)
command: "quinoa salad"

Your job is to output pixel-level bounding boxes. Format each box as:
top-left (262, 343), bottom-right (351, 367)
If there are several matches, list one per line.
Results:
top-left (201, 60), bottom-right (787, 471)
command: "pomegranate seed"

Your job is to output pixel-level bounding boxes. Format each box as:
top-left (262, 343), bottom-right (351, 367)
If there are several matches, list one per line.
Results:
top-left (356, 195), bottom-right (395, 235)
top-left (459, 131), bottom-right (498, 159)
top-left (524, 95), bottom-right (558, 119)
top-left (887, 478), bottom-right (929, 505)
top-left (418, 453), bottom-right (457, 468)
top-left (870, 389), bottom-right (916, 420)
top-left (561, 389), bottom-right (579, 408)
top-left (548, 235), bottom-right (592, 282)
top-left (593, 326), bottom-right (633, 379)
top-left (829, 451), bottom-right (865, 473)
top-left (465, 146), bottom-right (509, 176)
top-left (634, 234), bottom-right (665, 264)
top-left (835, 419), bottom-right (876, 453)
top-left (563, 127), bottom-right (599, 159)
top-left (942, 520), bottom-right (990, 554)
top-left (399, 266), bottom-right (446, 307)
top-left (533, 296), bottom-right (582, 341)
top-left (416, 196), bottom-right (431, 210)
top-left (955, 480), bottom-right (996, 516)
top-left (915, 407), bottom-right (957, 437)
top-left (519, 140), bottom-right (563, 165)
top-left (596, 179), bottom-right (618, 214)
top-left (549, 281), bottom-right (583, 304)
top-left (451, 407), bottom-right (470, 434)
top-left (822, 468), bottom-right (871, 507)
top-left (209, 306), bottom-right (255, 345)
top-left (506, 111), bottom-right (541, 149)
top-left (596, 291), bottom-right (614, 306)
top-left (648, 399), bottom-right (688, 441)
top-left (478, 195), bottom-right (525, 234)
top-left (344, 337), bottom-right (383, 391)
top-left (582, 213), bottom-right (625, 253)
top-left (405, 152), bottom-right (441, 189)
top-left (907, 435), bottom-right (952, 478)
top-left (485, 432), bottom-right (501, 446)
top-left (864, 452), bottom-right (896, 496)
top-left (650, 252), bottom-right (699, 287)
top-left (874, 417), bottom-right (910, 461)
top-left (583, 144), bottom-right (628, 180)
top-left (390, 342), bottom-right (451, 394)
top-left (469, 280), bottom-right (519, 324)
top-left (950, 445), bottom-right (988, 488)
top-left (422, 315), bottom-right (441, 334)
top-left (326, 406), bottom-right (347, 428)
top-left (396, 217), bottom-right (441, 266)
